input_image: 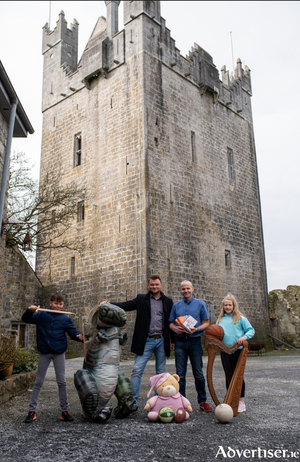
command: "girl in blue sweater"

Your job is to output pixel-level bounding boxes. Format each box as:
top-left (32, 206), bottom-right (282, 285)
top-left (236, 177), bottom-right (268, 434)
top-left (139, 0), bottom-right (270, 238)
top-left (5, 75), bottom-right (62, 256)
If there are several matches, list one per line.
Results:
top-left (216, 293), bottom-right (255, 413)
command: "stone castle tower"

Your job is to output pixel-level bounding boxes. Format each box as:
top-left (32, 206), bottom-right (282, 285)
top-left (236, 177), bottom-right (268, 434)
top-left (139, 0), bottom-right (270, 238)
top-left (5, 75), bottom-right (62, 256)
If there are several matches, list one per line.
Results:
top-left (37, 0), bottom-right (269, 351)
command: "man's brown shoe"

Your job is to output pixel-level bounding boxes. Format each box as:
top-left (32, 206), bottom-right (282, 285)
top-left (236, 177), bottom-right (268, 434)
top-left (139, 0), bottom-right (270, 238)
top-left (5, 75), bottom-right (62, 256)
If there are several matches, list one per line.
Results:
top-left (200, 402), bottom-right (213, 412)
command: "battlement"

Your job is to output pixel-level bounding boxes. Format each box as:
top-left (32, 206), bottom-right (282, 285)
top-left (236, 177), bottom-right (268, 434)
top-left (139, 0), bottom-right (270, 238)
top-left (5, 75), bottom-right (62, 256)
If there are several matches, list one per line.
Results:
top-left (42, 10), bottom-right (78, 73)
top-left (157, 20), bottom-right (253, 117)
top-left (221, 59), bottom-right (252, 92)
top-left (155, 18), bottom-right (253, 118)
top-left (41, 1), bottom-right (253, 121)
top-left (219, 59), bottom-right (252, 117)
top-left (123, 0), bottom-right (161, 25)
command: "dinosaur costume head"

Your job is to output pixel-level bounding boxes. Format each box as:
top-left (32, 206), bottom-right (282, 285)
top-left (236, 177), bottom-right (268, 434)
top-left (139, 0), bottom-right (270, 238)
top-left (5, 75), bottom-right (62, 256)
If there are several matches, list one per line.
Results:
top-left (97, 303), bottom-right (127, 328)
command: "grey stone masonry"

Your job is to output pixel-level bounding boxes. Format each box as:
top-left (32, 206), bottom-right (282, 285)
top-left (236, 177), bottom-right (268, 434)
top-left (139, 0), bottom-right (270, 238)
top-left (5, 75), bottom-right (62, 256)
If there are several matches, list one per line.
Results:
top-left (1, 246), bottom-right (42, 341)
top-left (0, 370), bottom-right (37, 405)
top-left (36, 1), bottom-right (270, 356)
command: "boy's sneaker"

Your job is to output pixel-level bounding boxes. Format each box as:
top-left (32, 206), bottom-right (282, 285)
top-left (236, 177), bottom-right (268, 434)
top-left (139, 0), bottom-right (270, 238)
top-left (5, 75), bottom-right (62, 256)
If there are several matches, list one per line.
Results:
top-left (24, 411), bottom-right (36, 423)
top-left (60, 411), bottom-right (74, 421)
top-left (238, 401), bottom-right (246, 413)
top-left (199, 402), bottom-right (213, 412)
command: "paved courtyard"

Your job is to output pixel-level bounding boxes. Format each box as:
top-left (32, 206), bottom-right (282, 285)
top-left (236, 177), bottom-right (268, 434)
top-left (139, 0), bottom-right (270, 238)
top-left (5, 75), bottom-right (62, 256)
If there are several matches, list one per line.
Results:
top-left (0, 352), bottom-right (299, 462)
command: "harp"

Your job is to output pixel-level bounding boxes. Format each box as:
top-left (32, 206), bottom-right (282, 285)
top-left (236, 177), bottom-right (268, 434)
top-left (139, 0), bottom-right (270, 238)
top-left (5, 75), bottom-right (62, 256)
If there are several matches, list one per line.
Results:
top-left (205, 330), bottom-right (248, 417)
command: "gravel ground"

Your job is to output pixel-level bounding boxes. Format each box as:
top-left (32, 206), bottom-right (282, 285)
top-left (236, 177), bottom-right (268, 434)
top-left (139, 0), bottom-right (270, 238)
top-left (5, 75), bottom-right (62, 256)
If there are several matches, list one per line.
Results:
top-left (0, 352), bottom-right (299, 462)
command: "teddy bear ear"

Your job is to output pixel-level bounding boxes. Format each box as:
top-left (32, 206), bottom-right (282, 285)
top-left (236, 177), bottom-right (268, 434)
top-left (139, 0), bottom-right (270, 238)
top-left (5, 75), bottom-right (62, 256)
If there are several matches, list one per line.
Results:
top-left (172, 374), bottom-right (180, 382)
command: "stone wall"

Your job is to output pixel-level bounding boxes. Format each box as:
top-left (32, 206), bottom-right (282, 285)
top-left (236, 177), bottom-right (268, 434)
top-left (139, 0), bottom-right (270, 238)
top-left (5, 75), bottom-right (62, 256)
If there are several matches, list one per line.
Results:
top-left (143, 32), bottom-right (268, 340)
top-left (0, 243), bottom-right (85, 358)
top-left (35, 1), bottom-right (270, 354)
top-left (0, 370), bottom-right (37, 405)
top-left (1, 245), bottom-right (86, 358)
top-left (2, 246), bottom-right (42, 331)
top-left (269, 286), bottom-right (300, 348)
top-left (1, 246), bottom-right (42, 346)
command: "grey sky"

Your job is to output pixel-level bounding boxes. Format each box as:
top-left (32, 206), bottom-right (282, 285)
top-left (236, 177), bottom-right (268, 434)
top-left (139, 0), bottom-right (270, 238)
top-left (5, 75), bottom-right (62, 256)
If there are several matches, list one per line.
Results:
top-left (1, 1), bottom-right (299, 291)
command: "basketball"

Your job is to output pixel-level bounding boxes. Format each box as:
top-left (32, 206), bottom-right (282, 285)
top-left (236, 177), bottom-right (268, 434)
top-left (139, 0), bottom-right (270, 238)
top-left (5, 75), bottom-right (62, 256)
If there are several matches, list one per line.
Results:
top-left (158, 407), bottom-right (174, 423)
top-left (174, 407), bottom-right (186, 423)
top-left (205, 324), bottom-right (224, 340)
top-left (215, 404), bottom-right (233, 423)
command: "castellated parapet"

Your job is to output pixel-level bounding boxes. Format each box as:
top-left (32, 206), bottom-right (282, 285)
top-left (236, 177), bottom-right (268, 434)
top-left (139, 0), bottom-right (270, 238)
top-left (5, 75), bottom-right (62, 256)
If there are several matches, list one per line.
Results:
top-left (37, 1), bottom-right (270, 357)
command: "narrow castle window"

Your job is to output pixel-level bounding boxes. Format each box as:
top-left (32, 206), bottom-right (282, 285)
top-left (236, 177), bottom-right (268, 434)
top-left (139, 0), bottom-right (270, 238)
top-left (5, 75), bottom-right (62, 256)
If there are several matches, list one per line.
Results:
top-left (103, 43), bottom-right (108, 63)
top-left (227, 147), bottom-right (234, 180)
top-left (167, 244), bottom-right (171, 260)
top-left (170, 184), bottom-right (174, 204)
top-left (225, 250), bottom-right (231, 268)
top-left (191, 131), bottom-right (196, 163)
top-left (77, 201), bottom-right (84, 222)
top-left (74, 133), bottom-right (81, 167)
top-left (197, 244), bottom-right (201, 265)
top-left (71, 257), bottom-right (75, 277)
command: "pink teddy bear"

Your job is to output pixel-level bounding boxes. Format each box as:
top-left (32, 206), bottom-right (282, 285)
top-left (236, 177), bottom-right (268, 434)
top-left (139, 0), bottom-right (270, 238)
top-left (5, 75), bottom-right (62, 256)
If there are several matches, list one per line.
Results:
top-left (144, 372), bottom-right (193, 421)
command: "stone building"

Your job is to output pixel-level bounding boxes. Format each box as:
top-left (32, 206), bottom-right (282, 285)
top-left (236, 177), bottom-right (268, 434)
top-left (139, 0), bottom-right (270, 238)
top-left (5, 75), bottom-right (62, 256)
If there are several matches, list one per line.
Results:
top-left (37, 1), bottom-right (270, 355)
top-left (0, 61), bottom-right (41, 347)
top-left (269, 286), bottom-right (300, 348)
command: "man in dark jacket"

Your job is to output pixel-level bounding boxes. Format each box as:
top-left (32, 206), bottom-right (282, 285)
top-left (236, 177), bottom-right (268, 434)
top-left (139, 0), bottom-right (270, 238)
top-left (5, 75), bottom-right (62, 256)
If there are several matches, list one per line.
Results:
top-left (101, 274), bottom-right (174, 407)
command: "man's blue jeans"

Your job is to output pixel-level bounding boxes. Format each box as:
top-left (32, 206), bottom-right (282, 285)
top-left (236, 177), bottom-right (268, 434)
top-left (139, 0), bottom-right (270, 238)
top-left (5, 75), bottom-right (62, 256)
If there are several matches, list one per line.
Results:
top-left (131, 337), bottom-right (166, 403)
top-left (175, 337), bottom-right (207, 403)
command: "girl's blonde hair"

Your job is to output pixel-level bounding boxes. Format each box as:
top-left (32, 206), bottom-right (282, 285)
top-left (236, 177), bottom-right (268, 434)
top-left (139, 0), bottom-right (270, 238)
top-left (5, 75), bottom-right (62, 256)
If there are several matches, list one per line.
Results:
top-left (217, 293), bottom-right (242, 323)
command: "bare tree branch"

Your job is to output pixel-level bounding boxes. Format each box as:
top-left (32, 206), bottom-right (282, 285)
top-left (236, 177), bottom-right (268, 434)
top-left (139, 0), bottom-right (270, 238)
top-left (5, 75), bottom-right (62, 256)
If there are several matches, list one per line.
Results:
top-left (6, 151), bottom-right (88, 255)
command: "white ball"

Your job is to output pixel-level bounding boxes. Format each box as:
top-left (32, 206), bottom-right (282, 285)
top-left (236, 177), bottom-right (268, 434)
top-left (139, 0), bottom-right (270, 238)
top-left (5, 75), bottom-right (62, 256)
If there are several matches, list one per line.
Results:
top-left (215, 404), bottom-right (233, 423)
